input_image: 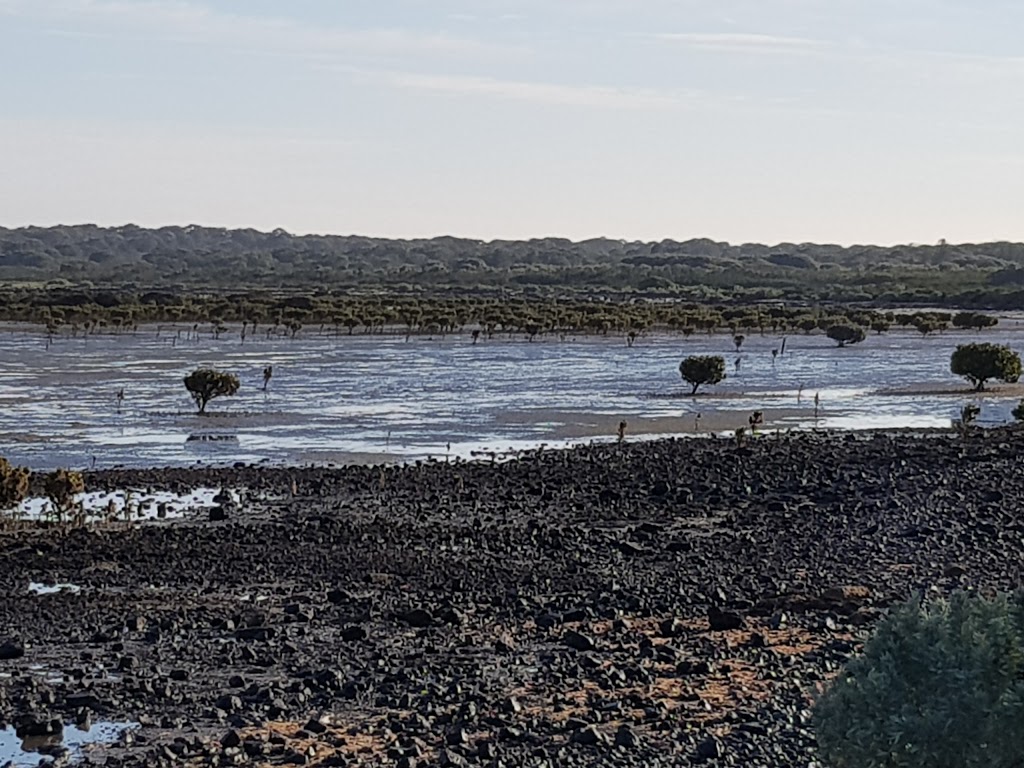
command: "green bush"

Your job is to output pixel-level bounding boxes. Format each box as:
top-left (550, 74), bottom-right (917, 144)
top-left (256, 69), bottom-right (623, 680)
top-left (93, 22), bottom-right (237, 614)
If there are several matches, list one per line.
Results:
top-left (1014, 400), bottom-right (1024, 422)
top-left (183, 368), bottom-right (240, 414)
top-left (814, 592), bottom-right (1024, 768)
top-left (826, 324), bottom-right (866, 347)
top-left (950, 343), bottom-right (1022, 391)
top-left (0, 458), bottom-right (30, 512)
top-left (679, 355), bottom-right (726, 395)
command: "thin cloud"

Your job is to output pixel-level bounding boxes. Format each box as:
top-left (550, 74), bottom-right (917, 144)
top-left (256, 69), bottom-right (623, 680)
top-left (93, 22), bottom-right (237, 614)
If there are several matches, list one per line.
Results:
top-left (656, 32), bottom-right (830, 55)
top-left (658, 30), bottom-right (1024, 81)
top-left (379, 71), bottom-right (693, 110)
top-left (6, 0), bottom-right (513, 59)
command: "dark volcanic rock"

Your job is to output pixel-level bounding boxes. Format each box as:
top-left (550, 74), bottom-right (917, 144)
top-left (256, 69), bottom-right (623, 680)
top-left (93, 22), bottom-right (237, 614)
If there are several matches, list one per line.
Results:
top-left (708, 607), bottom-right (746, 632)
top-left (399, 609), bottom-right (434, 628)
top-left (2, 432), bottom-right (1024, 767)
top-left (563, 631), bottom-right (596, 652)
top-left (0, 639), bottom-right (24, 660)
top-left (340, 625), bottom-right (367, 642)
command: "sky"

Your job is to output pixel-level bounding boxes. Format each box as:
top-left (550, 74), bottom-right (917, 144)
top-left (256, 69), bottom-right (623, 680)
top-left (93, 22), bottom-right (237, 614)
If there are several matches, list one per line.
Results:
top-left (1, 0), bottom-right (1022, 245)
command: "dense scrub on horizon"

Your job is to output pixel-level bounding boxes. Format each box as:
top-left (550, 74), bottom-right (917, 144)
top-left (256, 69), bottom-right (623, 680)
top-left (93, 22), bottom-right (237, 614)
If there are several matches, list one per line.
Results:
top-left (4, 224), bottom-right (1024, 307)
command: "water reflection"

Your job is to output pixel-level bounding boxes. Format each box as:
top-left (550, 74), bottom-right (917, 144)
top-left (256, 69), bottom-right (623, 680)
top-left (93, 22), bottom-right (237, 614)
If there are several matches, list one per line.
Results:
top-left (15, 488), bottom-right (221, 522)
top-left (0, 722), bottom-right (137, 767)
top-left (0, 328), bottom-right (1021, 469)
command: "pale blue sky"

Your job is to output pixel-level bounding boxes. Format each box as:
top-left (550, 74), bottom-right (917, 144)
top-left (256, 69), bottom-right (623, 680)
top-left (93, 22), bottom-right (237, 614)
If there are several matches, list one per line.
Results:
top-left (1, 0), bottom-right (1022, 244)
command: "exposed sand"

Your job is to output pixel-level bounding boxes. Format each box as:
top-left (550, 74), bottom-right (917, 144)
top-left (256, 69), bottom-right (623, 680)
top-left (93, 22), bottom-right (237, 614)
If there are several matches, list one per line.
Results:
top-left (877, 382), bottom-right (1024, 397)
top-left (498, 408), bottom-right (815, 440)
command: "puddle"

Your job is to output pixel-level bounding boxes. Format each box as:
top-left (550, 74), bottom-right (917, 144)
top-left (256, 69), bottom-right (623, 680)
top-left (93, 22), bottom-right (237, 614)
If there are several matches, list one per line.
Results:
top-left (28, 583), bottom-right (82, 596)
top-left (13, 488), bottom-right (224, 524)
top-left (0, 722), bottom-right (137, 767)
top-left (27, 665), bottom-right (64, 685)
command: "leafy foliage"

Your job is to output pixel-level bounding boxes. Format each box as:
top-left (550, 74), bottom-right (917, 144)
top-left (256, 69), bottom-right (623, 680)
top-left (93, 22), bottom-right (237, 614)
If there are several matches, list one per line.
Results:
top-left (826, 324), bottom-right (866, 347)
top-left (0, 286), bottom-right (986, 347)
top-left (679, 355), bottom-right (726, 395)
top-left (1012, 400), bottom-right (1024, 422)
top-left (0, 458), bottom-right (30, 512)
top-left (953, 311), bottom-right (999, 330)
top-left (814, 591), bottom-right (1024, 768)
top-left (950, 343), bottom-right (1022, 391)
top-left (183, 369), bottom-right (240, 414)
top-left (43, 469), bottom-right (85, 521)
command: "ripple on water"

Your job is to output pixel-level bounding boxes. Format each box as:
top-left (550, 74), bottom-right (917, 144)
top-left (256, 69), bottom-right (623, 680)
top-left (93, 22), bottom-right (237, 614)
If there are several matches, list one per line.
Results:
top-left (1, 329), bottom-right (1022, 469)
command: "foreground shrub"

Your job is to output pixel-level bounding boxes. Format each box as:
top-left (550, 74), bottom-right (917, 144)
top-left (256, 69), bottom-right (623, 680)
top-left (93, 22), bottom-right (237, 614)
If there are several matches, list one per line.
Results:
top-left (1013, 399), bottom-right (1024, 422)
top-left (43, 469), bottom-right (85, 522)
top-left (814, 591), bottom-right (1024, 768)
top-left (0, 458), bottom-right (30, 513)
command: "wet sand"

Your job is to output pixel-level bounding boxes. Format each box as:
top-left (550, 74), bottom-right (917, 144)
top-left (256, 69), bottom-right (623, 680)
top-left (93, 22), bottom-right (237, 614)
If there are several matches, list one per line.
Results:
top-left (499, 408), bottom-right (815, 440)
top-left (877, 382), bottom-right (1024, 397)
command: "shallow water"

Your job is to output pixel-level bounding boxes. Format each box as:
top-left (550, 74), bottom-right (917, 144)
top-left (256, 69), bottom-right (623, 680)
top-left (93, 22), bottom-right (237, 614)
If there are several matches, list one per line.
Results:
top-left (0, 722), bottom-right (136, 767)
top-left (14, 488), bottom-right (222, 521)
top-left (1, 325), bottom-right (1022, 470)
top-left (28, 582), bottom-right (81, 595)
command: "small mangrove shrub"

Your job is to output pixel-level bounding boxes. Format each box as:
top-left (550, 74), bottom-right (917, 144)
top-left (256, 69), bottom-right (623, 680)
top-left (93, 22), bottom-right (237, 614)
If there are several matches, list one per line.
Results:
top-left (814, 591), bottom-right (1024, 768)
top-left (184, 368), bottom-right (240, 414)
top-left (1013, 399), bottom-right (1024, 422)
top-left (43, 469), bottom-right (85, 523)
top-left (0, 457), bottom-right (30, 523)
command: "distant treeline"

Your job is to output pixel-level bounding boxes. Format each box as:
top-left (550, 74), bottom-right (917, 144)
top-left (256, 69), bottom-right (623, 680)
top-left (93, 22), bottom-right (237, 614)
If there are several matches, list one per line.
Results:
top-left (4, 224), bottom-right (1024, 307)
top-left (0, 285), bottom-right (1002, 344)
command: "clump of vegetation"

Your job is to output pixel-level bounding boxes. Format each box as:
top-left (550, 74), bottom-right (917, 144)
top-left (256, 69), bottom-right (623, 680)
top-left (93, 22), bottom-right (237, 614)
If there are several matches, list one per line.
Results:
top-left (955, 403), bottom-right (981, 438)
top-left (961, 403), bottom-right (981, 425)
top-left (8, 225), bottom-right (1024, 309)
top-left (679, 355), bottom-right (726, 395)
top-left (43, 469), bottom-right (85, 523)
top-left (826, 324), bottom-right (866, 348)
top-left (1013, 400), bottom-right (1024, 422)
top-left (950, 343), bottom-right (1022, 391)
top-left (184, 369), bottom-right (241, 414)
top-left (953, 311), bottom-right (999, 331)
top-left (814, 591), bottom-right (1024, 768)
top-left (0, 458), bottom-right (31, 523)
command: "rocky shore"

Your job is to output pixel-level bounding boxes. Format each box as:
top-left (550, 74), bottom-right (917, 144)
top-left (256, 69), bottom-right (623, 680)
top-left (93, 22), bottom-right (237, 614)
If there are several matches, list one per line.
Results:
top-left (2, 431), bottom-right (1022, 767)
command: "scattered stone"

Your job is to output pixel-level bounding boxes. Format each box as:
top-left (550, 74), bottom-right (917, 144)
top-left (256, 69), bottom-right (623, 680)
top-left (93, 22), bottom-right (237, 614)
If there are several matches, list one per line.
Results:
top-left (340, 625), bottom-right (367, 642)
top-left (708, 607), bottom-right (745, 632)
top-left (400, 609), bottom-right (434, 628)
top-left (570, 725), bottom-right (607, 746)
top-left (563, 630), bottom-right (596, 652)
top-left (0, 639), bottom-right (24, 660)
top-left (696, 736), bottom-right (722, 761)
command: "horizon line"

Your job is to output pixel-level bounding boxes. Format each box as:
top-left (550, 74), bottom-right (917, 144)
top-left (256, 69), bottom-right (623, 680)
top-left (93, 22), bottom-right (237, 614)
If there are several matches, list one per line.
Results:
top-left (0, 221), bottom-right (1007, 250)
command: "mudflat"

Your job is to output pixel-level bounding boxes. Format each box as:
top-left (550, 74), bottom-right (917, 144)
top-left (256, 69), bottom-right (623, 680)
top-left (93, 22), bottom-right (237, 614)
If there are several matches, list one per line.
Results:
top-left (1, 430), bottom-right (1021, 766)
